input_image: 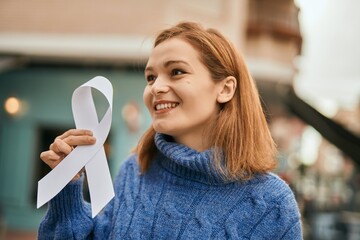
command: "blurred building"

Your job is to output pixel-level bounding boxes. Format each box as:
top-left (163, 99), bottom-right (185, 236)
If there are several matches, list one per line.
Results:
top-left (2, 0), bottom-right (359, 239)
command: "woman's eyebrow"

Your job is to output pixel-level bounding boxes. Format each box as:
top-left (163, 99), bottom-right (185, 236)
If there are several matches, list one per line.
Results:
top-left (145, 60), bottom-right (191, 73)
top-left (144, 66), bottom-right (153, 73)
top-left (164, 60), bottom-right (190, 68)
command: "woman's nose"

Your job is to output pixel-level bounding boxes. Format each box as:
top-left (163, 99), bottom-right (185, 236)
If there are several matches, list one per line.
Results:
top-left (151, 78), bottom-right (169, 95)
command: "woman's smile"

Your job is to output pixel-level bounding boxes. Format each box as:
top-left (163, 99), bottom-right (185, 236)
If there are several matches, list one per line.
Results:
top-left (154, 100), bottom-right (179, 112)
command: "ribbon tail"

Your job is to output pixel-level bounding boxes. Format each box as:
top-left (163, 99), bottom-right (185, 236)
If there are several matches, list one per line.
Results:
top-left (37, 178), bottom-right (59, 209)
top-left (85, 147), bottom-right (115, 217)
top-left (37, 147), bottom-right (89, 208)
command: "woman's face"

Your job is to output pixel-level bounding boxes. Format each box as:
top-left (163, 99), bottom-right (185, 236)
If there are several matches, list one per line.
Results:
top-left (143, 37), bottom-right (222, 150)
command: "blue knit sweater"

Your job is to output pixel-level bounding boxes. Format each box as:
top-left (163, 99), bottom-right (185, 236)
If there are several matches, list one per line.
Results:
top-left (38, 133), bottom-right (302, 239)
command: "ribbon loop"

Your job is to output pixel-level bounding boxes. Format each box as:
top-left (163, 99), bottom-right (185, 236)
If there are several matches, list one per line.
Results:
top-left (37, 76), bottom-right (115, 217)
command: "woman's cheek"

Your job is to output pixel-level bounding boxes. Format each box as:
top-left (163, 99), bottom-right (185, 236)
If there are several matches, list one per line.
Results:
top-left (143, 87), bottom-right (152, 112)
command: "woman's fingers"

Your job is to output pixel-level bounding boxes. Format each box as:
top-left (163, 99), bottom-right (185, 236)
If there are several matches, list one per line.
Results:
top-left (40, 150), bottom-right (61, 161)
top-left (57, 129), bottom-right (93, 140)
top-left (62, 135), bottom-right (96, 147)
top-left (40, 129), bottom-right (96, 170)
top-left (40, 150), bottom-right (62, 169)
top-left (50, 138), bottom-right (73, 155)
top-left (55, 129), bottom-right (96, 148)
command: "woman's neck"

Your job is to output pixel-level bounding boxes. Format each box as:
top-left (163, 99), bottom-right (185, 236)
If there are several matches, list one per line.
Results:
top-left (173, 132), bottom-right (210, 152)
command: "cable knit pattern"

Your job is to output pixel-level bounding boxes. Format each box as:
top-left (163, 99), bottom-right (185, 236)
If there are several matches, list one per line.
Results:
top-left (38, 133), bottom-right (302, 239)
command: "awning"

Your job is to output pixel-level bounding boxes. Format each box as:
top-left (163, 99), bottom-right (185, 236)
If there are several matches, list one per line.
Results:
top-left (282, 87), bottom-right (360, 166)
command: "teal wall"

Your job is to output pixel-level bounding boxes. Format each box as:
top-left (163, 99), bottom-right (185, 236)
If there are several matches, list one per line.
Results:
top-left (0, 65), bottom-right (151, 230)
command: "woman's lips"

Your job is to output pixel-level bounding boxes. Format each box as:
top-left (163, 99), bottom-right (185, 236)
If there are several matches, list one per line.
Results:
top-left (153, 101), bottom-right (179, 112)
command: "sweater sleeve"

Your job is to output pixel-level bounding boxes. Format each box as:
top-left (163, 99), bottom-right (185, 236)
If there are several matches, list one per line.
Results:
top-left (37, 175), bottom-right (115, 240)
top-left (250, 185), bottom-right (303, 240)
top-left (37, 154), bottom-right (136, 239)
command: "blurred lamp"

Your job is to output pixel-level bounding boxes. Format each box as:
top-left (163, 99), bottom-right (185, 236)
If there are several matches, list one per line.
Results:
top-left (4, 97), bottom-right (22, 116)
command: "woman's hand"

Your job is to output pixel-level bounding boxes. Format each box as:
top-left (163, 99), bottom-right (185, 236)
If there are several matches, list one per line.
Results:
top-left (40, 129), bottom-right (96, 180)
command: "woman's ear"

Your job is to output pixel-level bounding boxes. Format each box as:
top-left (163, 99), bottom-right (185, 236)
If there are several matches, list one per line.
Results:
top-left (217, 76), bottom-right (237, 103)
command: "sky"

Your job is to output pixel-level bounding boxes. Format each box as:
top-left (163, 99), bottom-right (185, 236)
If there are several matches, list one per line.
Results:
top-left (294, 0), bottom-right (360, 115)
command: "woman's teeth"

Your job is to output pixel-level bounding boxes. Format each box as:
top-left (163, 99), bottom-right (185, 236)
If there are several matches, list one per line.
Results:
top-left (155, 103), bottom-right (178, 110)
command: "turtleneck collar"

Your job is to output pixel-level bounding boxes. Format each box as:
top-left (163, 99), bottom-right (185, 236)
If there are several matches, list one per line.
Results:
top-left (154, 133), bottom-right (230, 185)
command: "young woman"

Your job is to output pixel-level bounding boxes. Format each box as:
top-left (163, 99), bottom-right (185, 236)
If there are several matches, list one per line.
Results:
top-left (39, 22), bottom-right (302, 239)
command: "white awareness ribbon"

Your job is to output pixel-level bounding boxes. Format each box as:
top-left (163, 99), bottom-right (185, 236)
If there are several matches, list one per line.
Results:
top-left (37, 76), bottom-right (115, 217)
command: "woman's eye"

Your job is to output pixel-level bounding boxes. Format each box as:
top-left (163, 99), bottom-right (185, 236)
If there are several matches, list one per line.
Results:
top-left (146, 75), bottom-right (156, 82)
top-left (172, 69), bottom-right (185, 76)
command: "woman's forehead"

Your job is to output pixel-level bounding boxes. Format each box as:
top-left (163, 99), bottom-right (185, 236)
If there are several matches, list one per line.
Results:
top-left (146, 38), bottom-right (200, 68)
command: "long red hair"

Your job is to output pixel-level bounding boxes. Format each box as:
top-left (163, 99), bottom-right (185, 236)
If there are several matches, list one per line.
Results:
top-left (135, 22), bottom-right (277, 180)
